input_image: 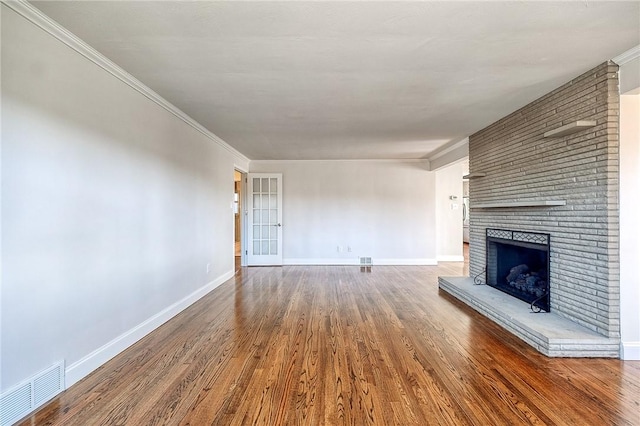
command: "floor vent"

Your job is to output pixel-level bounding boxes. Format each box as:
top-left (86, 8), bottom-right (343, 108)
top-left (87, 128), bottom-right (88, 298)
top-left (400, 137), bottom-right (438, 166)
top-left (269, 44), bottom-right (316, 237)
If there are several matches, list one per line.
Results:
top-left (0, 361), bottom-right (65, 426)
top-left (359, 257), bottom-right (372, 272)
top-left (359, 257), bottom-right (372, 266)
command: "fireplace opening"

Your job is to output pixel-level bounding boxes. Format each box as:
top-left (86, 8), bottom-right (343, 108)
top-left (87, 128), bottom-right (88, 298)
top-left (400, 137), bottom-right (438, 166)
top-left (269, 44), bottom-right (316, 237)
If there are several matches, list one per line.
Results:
top-left (486, 229), bottom-right (550, 312)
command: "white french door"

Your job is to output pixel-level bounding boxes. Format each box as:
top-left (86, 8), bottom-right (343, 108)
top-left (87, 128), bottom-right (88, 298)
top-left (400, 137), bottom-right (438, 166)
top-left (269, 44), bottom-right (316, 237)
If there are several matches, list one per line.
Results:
top-left (247, 173), bottom-right (283, 266)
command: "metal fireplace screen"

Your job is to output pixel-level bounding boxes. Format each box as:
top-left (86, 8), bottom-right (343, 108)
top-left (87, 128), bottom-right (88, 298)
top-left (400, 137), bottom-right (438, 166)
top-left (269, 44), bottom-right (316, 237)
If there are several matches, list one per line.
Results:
top-left (486, 228), bottom-right (550, 312)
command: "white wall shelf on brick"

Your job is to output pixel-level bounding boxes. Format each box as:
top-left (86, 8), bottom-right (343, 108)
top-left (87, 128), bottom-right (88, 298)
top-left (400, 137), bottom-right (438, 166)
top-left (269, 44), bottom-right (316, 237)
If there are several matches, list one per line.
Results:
top-left (463, 173), bottom-right (486, 179)
top-left (543, 120), bottom-right (596, 138)
top-left (473, 200), bottom-right (566, 208)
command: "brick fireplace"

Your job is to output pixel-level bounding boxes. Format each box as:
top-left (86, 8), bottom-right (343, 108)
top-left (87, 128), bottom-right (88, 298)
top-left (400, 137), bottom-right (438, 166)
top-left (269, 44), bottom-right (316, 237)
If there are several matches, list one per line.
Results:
top-left (439, 61), bottom-right (621, 357)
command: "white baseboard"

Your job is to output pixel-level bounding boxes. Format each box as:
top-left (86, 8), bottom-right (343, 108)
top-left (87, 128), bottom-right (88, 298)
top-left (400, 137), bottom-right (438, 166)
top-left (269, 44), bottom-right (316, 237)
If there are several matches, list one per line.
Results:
top-left (621, 341), bottom-right (640, 360)
top-left (284, 258), bottom-right (358, 265)
top-left (283, 258), bottom-right (437, 266)
top-left (437, 255), bottom-right (465, 262)
top-left (375, 258), bottom-right (438, 265)
top-left (65, 270), bottom-right (234, 387)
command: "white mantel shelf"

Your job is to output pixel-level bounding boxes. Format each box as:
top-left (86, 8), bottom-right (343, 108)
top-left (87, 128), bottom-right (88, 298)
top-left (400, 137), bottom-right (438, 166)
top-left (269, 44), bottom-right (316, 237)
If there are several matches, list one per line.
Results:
top-left (463, 173), bottom-right (487, 180)
top-left (543, 120), bottom-right (596, 138)
top-left (473, 200), bottom-right (566, 208)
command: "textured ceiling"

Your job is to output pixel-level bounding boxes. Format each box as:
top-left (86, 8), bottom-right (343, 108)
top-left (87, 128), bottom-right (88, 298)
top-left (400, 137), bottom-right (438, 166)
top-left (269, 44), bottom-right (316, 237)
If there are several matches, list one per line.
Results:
top-left (31, 1), bottom-right (640, 160)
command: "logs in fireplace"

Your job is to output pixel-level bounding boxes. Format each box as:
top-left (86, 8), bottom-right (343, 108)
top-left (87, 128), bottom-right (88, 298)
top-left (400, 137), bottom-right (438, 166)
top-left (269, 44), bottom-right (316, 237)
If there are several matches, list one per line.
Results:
top-left (486, 229), bottom-right (550, 312)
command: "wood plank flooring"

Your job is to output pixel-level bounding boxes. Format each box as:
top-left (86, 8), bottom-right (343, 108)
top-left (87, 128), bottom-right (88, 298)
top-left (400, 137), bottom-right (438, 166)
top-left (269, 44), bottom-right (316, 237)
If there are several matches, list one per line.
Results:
top-left (20, 262), bottom-right (640, 425)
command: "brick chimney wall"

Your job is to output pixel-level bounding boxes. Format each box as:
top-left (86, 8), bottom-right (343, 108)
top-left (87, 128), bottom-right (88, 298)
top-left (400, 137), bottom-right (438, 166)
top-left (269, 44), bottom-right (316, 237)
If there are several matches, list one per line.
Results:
top-left (468, 62), bottom-right (620, 338)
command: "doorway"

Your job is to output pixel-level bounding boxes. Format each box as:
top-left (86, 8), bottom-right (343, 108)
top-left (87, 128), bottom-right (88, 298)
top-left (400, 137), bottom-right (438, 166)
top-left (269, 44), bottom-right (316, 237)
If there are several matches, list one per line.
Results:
top-left (462, 158), bottom-right (470, 263)
top-left (246, 173), bottom-right (283, 266)
top-left (234, 170), bottom-right (244, 271)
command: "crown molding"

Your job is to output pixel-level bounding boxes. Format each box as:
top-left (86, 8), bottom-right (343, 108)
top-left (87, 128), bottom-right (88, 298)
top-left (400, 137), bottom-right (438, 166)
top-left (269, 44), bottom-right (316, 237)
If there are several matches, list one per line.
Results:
top-left (2, 0), bottom-right (250, 164)
top-left (250, 158), bottom-right (430, 164)
top-left (426, 137), bottom-right (469, 161)
top-left (613, 45), bottom-right (640, 66)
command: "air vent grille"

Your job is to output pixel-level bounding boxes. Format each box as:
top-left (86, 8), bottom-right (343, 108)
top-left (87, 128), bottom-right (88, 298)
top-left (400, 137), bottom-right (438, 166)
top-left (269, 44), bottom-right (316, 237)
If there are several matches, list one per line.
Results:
top-left (33, 364), bottom-right (63, 406)
top-left (359, 257), bottom-right (372, 266)
top-left (0, 384), bottom-right (31, 426)
top-left (0, 362), bottom-right (64, 426)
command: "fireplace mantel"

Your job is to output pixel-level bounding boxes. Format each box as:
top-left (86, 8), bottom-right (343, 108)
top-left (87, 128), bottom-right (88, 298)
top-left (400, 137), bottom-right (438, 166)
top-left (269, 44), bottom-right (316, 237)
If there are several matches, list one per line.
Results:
top-left (473, 200), bottom-right (566, 209)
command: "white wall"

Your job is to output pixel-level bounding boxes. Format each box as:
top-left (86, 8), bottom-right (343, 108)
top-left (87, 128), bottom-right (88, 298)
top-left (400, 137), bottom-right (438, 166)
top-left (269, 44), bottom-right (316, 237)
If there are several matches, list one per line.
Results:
top-left (619, 56), bottom-right (640, 95)
top-left (1, 5), bottom-right (246, 391)
top-left (249, 160), bottom-right (437, 264)
top-left (435, 162), bottom-right (464, 261)
top-left (620, 93), bottom-right (640, 360)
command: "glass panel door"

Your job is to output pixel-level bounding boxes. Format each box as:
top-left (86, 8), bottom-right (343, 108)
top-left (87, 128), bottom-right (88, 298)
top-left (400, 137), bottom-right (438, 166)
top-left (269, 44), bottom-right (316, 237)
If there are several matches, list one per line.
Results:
top-left (247, 173), bottom-right (283, 265)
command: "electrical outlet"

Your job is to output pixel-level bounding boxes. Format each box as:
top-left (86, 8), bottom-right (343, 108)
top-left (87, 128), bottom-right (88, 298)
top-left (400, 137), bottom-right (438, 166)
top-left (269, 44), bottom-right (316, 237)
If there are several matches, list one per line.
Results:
top-left (347, 246), bottom-right (352, 252)
top-left (206, 263), bottom-right (211, 274)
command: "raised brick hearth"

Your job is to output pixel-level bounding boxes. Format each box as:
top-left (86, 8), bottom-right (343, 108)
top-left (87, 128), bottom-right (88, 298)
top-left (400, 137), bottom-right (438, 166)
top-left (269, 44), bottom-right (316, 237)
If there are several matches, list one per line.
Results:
top-left (438, 276), bottom-right (619, 357)
top-left (440, 62), bottom-right (621, 357)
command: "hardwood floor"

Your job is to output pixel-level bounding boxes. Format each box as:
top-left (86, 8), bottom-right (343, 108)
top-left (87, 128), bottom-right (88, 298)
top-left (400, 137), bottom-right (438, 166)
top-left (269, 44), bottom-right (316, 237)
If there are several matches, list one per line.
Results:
top-left (20, 262), bottom-right (640, 425)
